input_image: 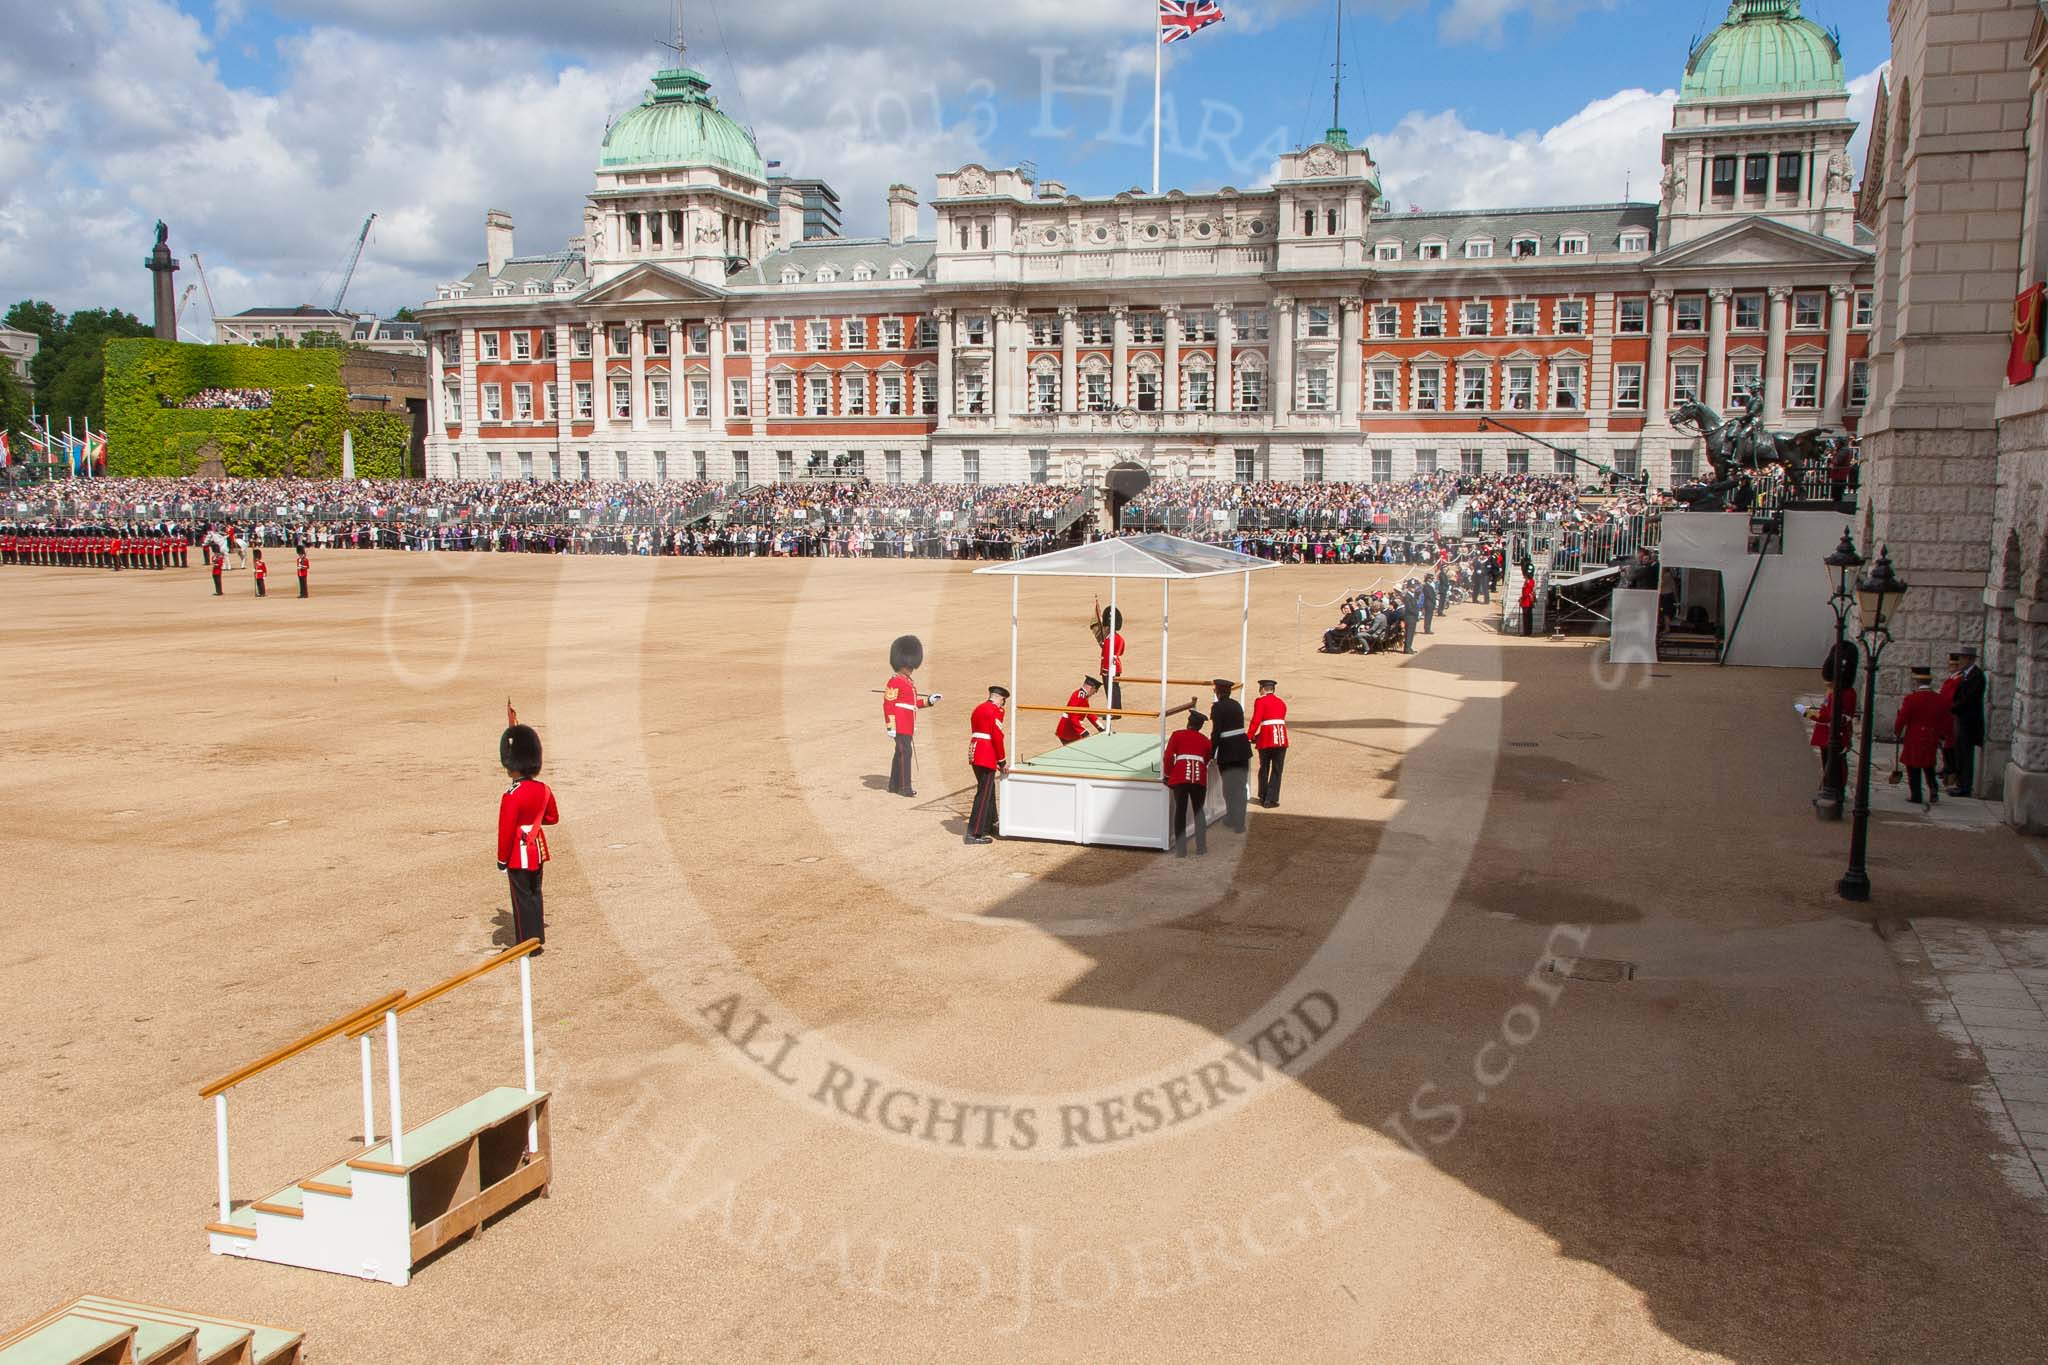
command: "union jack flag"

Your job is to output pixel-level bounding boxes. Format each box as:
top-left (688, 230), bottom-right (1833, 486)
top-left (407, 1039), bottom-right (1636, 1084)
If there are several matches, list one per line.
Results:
top-left (1160, 0), bottom-right (1224, 43)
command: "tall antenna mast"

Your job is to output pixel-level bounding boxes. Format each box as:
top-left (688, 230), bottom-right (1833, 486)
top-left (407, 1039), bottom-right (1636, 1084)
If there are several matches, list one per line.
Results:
top-left (664, 0), bottom-right (687, 62)
top-left (1331, 0), bottom-right (1344, 133)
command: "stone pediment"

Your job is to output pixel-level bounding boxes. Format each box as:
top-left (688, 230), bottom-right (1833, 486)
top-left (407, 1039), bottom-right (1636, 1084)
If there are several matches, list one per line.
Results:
top-left (578, 263), bottom-right (728, 307)
top-left (1653, 217), bottom-right (1870, 271)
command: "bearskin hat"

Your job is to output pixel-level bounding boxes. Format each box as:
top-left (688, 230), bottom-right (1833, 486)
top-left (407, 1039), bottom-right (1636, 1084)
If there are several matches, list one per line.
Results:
top-left (1819, 640), bottom-right (1859, 686)
top-left (1101, 606), bottom-right (1124, 631)
top-left (500, 723), bottom-right (544, 775)
top-left (890, 634), bottom-right (924, 672)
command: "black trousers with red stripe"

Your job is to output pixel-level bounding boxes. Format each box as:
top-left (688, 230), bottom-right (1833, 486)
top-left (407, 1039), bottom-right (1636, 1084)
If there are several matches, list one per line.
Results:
top-left (507, 868), bottom-right (545, 946)
top-left (1171, 784), bottom-right (1208, 854)
top-left (967, 764), bottom-right (1000, 839)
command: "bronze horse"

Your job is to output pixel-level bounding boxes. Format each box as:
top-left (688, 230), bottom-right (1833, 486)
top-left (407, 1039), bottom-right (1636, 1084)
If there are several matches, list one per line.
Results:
top-left (1669, 398), bottom-right (1845, 482)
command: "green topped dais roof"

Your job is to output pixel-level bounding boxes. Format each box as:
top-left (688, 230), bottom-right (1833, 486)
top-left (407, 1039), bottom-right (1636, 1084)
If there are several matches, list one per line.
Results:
top-left (1681, 0), bottom-right (1845, 101)
top-left (600, 68), bottom-right (765, 181)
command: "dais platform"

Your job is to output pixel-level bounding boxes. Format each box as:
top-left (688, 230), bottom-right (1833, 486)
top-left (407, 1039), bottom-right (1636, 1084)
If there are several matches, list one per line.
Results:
top-left (1003, 732), bottom-right (1227, 849)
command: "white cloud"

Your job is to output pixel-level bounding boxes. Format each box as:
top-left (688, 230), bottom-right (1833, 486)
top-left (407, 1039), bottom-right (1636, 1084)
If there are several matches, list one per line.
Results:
top-left (1367, 85), bottom-right (1673, 211)
top-left (1438, 0), bottom-right (1621, 45)
top-left (1846, 62), bottom-right (1889, 177)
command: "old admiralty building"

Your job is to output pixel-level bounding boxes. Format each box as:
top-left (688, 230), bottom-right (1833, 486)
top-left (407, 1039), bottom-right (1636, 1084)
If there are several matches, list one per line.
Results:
top-left (416, 0), bottom-right (1874, 492)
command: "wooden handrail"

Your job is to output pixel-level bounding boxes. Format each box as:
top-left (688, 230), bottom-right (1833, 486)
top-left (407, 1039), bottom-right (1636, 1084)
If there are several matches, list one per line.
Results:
top-left (1120, 677), bottom-right (1240, 689)
top-left (1014, 703), bottom-right (1162, 718)
top-left (345, 940), bottom-right (542, 1037)
top-left (199, 990), bottom-right (407, 1099)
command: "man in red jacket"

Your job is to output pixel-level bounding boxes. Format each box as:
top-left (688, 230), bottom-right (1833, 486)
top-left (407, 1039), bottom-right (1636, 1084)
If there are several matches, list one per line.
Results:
top-left (1251, 679), bottom-right (1289, 808)
top-left (498, 713), bottom-right (561, 952)
top-left (1163, 711), bottom-right (1214, 857)
top-left (883, 634), bottom-right (939, 797)
top-left (1894, 665), bottom-right (1953, 810)
top-left (295, 545), bottom-right (310, 598)
top-left (1055, 676), bottom-right (1105, 745)
top-left (965, 685), bottom-right (1009, 845)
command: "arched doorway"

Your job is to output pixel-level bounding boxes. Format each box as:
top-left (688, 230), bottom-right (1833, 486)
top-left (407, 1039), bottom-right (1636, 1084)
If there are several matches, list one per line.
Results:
top-left (1104, 461), bottom-right (1150, 533)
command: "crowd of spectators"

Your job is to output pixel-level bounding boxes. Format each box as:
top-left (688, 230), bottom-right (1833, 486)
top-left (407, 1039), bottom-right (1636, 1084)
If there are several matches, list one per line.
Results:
top-left (165, 388), bottom-right (274, 411)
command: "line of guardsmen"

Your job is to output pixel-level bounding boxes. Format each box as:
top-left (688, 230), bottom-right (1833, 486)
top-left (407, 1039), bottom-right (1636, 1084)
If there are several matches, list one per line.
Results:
top-left (0, 524), bottom-right (193, 569)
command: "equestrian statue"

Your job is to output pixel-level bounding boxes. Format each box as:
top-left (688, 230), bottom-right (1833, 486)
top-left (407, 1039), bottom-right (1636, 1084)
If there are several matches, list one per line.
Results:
top-left (1669, 389), bottom-right (1848, 483)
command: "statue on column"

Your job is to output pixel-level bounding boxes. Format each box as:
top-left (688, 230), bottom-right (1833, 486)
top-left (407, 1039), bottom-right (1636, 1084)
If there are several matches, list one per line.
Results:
top-left (146, 220), bottom-right (180, 341)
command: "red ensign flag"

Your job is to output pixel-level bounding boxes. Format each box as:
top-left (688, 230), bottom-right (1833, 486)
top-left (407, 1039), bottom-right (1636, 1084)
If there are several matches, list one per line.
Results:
top-left (2011, 283), bottom-right (2045, 386)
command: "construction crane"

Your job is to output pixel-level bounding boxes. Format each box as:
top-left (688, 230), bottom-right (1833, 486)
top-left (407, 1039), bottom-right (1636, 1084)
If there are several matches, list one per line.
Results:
top-left (174, 283), bottom-right (199, 341)
top-left (331, 213), bottom-right (377, 313)
top-left (190, 252), bottom-right (222, 342)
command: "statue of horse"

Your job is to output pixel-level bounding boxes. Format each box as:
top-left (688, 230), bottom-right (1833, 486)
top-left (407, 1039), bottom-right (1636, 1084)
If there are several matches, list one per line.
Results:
top-left (1669, 398), bottom-right (1842, 482)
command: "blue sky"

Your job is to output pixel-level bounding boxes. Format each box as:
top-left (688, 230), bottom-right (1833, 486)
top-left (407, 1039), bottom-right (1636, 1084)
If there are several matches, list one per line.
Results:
top-left (3, 0), bottom-right (1892, 320)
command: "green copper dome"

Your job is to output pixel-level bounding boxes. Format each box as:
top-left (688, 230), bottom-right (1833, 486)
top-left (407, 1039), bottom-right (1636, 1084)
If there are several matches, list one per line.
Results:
top-left (1681, 0), bottom-right (1845, 101)
top-left (599, 68), bottom-right (765, 181)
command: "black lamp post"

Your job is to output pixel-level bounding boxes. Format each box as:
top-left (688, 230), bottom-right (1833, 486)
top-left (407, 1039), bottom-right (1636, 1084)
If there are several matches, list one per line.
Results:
top-left (1838, 547), bottom-right (1910, 902)
top-left (1814, 529), bottom-right (1864, 820)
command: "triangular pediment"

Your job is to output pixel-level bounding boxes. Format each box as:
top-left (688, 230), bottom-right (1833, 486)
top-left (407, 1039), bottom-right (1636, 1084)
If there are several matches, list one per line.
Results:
top-left (1652, 217), bottom-right (1871, 271)
top-left (578, 263), bottom-right (728, 307)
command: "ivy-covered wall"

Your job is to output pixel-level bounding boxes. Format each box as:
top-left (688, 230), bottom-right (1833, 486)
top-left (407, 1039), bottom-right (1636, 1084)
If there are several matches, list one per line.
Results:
top-left (103, 339), bottom-right (412, 478)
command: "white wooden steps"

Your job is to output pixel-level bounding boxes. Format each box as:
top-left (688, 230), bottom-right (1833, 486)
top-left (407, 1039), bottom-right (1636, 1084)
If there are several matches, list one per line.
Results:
top-left (0, 1296), bottom-right (302, 1365)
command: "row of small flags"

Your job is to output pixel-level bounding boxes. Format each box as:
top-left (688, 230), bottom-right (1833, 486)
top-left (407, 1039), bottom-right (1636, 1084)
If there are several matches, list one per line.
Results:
top-left (0, 412), bottom-right (105, 475)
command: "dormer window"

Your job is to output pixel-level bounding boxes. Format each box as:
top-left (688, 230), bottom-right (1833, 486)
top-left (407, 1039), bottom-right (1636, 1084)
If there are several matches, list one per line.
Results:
top-left (492, 283), bottom-right (511, 297)
top-left (1618, 231), bottom-right (1649, 253)
top-left (1465, 238), bottom-right (1494, 259)
top-left (1419, 239), bottom-right (1447, 261)
top-left (1374, 241), bottom-right (1402, 262)
top-left (815, 266), bottom-right (838, 283)
top-left (523, 281), bottom-right (542, 294)
top-left (780, 268), bottom-right (802, 285)
top-left (553, 279), bottom-right (573, 294)
top-left (1510, 236), bottom-right (1538, 258)
top-left (851, 263), bottom-right (875, 282)
top-left (1558, 234), bottom-right (1588, 256)
top-left (889, 262), bottom-right (911, 280)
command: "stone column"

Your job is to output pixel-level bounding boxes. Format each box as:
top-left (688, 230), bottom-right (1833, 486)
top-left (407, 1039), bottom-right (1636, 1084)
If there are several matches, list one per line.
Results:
top-left (1215, 304), bottom-right (1234, 414)
top-left (458, 327), bottom-right (479, 440)
top-left (1111, 305), bottom-right (1130, 409)
top-left (992, 308), bottom-right (1012, 429)
top-left (1822, 283), bottom-right (1851, 426)
top-left (1764, 286), bottom-right (1792, 425)
top-left (426, 332), bottom-right (445, 431)
top-left (934, 307), bottom-right (955, 423)
top-left (629, 319), bottom-right (647, 433)
top-left (593, 323), bottom-right (611, 434)
top-left (1273, 298), bottom-right (1296, 417)
top-left (1706, 288), bottom-right (1731, 413)
top-left (706, 317), bottom-right (725, 431)
top-left (554, 323), bottom-right (572, 460)
top-left (1337, 297), bottom-right (1363, 423)
top-left (1059, 307), bottom-right (1078, 413)
top-left (1163, 305), bottom-right (1182, 415)
top-left (1646, 290), bottom-right (1671, 421)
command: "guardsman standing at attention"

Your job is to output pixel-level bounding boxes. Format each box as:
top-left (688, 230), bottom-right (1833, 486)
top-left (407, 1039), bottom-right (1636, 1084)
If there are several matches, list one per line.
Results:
top-left (211, 545), bottom-right (224, 596)
top-left (1209, 679), bottom-right (1252, 832)
top-left (1055, 676), bottom-right (1105, 746)
top-left (1163, 710), bottom-right (1214, 857)
top-left (965, 685), bottom-right (1009, 845)
top-left (252, 547), bottom-right (267, 597)
top-left (498, 705), bottom-right (561, 953)
top-left (296, 544), bottom-right (310, 598)
top-left (884, 634), bottom-right (939, 797)
top-left (1094, 605), bottom-right (1127, 712)
top-left (1251, 678), bottom-right (1290, 808)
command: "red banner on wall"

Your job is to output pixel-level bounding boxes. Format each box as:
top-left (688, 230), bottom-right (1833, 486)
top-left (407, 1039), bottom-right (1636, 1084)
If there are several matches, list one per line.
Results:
top-left (2011, 283), bottom-right (2046, 385)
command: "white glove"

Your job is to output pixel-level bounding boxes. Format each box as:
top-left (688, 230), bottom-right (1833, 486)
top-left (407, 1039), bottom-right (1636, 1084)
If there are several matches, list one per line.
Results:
top-left (928, 693), bottom-right (942, 703)
top-left (1794, 704), bottom-right (1809, 717)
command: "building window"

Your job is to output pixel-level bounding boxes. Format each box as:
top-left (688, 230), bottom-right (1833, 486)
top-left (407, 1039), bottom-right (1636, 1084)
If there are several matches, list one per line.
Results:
top-left (693, 451), bottom-right (707, 481)
top-left (1135, 369), bottom-right (1161, 412)
top-left (1776, 152), bottom-right (1803, 193)
top-left (1509, 301), bottom-right (1538, 336)
top-left (480, 333), bottom-right (500, 361)
top-left (1619, 231), bottom-right (1649, 253)
top-left (1550, 449), bottom-right (1576, 478)
top-left (1460, 448), bottom-right (1484, 477)
top-left (1183, 310), bottom-right (1218, 343)
top-left (1034, 371), bottom-right (1058, 413)
top-left (650, 378), bottom-right (672, 420)
top-left (1794, 293), bottom-right (1824, 329)
top-left (1506, 365), bottom-right (1535, 411)
top-left (574, 381), bottom-right (593, 419)
top-left (1553, 364), bottom-right (1583, 410)
top-left (882, 374), bottom-right (904, 416)
top-left (1507, 447), bottom-right (1530, 475)
top-left (1849, 360), bottom-right (1869, 407)
top-left (1371, 449), bottom-right (1393, 483)
top-left (777, 450), bottom-right (795, 482)
top-left (1511, 236), bottom-right (1539, 258)
top-left (1234, 449), bottom-right (1256, 482)
top-left (962, 450), bottom-right (980, 484)
top-left (730, 378), bottom-right (751, 417)
top-left (773, 321), bottom-right (795, 351)
top-left (1420, 240), bottom-right (1446, 261)
top-left (728, 322), bottom-right (750, 353)
top-left (919, 374), bottom-right (939, 415)
top-left (1462, 302), bottom-right (1490, 337)
top-left (1415, 448), bottom-right (1438, 475)
top-left (1671, 362), bottom-right (1701, 404)
top-left (1459, 366), bottom-right (1488, 411)
top-left (1236, 368), bottom-right (1263, 413)
top-left (1731, 360), bottom-right (1761, 401)
top-left (512, 383), bottom-right (533, 420)
top-left (1465, 238), bottom-right (1495, 259)
top-left (1414, 367), bottom-right (1442, 411)
top-left (610, 326), bottom-right (630, 357)
top-left (1187, 367), bottom-right (1213, 411)
top-left (807, 375), bottom-right (831, 417)
top-left (573, 329), bottom-right (592, 358)
top-left (487, 452), bottom-right (502, 480)
top-left (519, 451), bottom-right (534, 480)
top-left (1853, 291), bottom-right (1874, 328)
top-left (1743, 154), bottom-right (1769, 195)
top-left (1556, 300), bottom-right (1585, 335)
top-left (781, 268), bottom-right (802, 285)
top-left (686, 325), bottom-right (708, 354)
top-left (541, 330), bottom-right (557, 360)
top-left (615, 451), bottom-right (629, 481)
top-left (772, 376), bottom-right (796, 416)
top-left (1712, 156), bottom-right (1737, 196)
top-left (1671, 448), bottom-right (1696, 481)
top-left (733, 451), bottom-right (750, 483)
top-left (845, 319), bottom-right (868, 350)
top-left (1370, 367), bottom-right (1397, 412)
top-left (649, 326), bottom-right (669, 357)
top-left (808, 320), bottom-right (831, 351)
top-left (962, 373), bottom-right (986, 414)
top-left (1735, 294), bottom-right (1764, 330)
top-left (688, 378), bottom-right (709, 419)
top-left (917, 317), bottom-right (940, 348)
top-left (653, 451), bottom-right (668, 481)
top-left (1613, 447), bottom-right (1641, 477)
top-left (1086, 370), bottom-right (1110, 412)
top-left (482, 384), bottom-right (502, 421)
top-left (1302, 366), bottom-right (1332, 411)
top-left (1676, 297), bottom-right (1705, 332)
top-left (1789, 360), bottom-right (1821, 408)
top-left (965, 316), bottom-right (989, 345)
top-left (1618, 298), bottom-right (1646, 334)
top-left (884, 450), bottom-right (902, 483)
top-left (1614, 364), bottom-right (1644, 409)
top-left (881, 318), bottom-right (904, 349)
top-left (1304, 305), bottom-right (1332, 339)
top-left (1302, 449), bottom-right (1324, 483)
top-left (1028, 448), bottom-right (1050, 484)
top-left (844, 374), bottom-right (868, 416)
top-left (1375, 241), bottom-right (1401, 262)
top-left (1558, 235), bottom-right (1588, 256)
top-left (541, 381), bottom-right (555, 420)
top-left (1417, 304), bottom-right (1445, 338)
top-left (512, 331), bottom-right (532, 361)
top-left (1372, 305), bottom-right (1398, 339)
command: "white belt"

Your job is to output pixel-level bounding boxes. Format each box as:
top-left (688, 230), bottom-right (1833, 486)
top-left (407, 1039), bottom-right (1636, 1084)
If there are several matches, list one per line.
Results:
top-left (892, 702), bottom-right (916, 711)
top-left (971, 732), bottom-right (994, 740)
top-left (1219, 728), bottom-right (1246, 738)
top-left (1258, 719), bottom-right (1287, 729)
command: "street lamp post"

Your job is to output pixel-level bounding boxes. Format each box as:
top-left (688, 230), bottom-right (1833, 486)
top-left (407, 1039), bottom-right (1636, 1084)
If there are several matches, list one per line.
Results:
top-left (1814, 529), bottom-right (1864, 821)
top-left (1838, 547), bottom-right (1910, 903)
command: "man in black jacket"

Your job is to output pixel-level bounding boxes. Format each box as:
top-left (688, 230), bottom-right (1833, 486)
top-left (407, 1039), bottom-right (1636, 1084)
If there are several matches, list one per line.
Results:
top-left (1210, 680), bottom-right (1253, 832)
top-left (1948, 644), bottom-right (1988, 798)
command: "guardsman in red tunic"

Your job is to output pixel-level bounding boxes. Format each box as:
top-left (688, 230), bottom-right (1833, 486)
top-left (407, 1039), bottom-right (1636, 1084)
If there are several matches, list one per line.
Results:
top-left (210, 547), bottom-right (224, 596)
top-left (1894, 665), bottom-right (1954, 809)
top-left (498, 708), bottom-right (561, 952)
top-left (965, 685), bottom-right (1009, 844)
top-left (1163, 710), bottom-right (1214, 857)
top-left (296, 545), bottom-right (310, 598)
top-left (1096, 606), bottom-right (1127, 711)
top-left (1055, 676), bottom-right (1105, 745)
top-left (1251, 679), bottom-right (1290, 808)
top-left (883, 634), bottom-right (939, 797)
top-left (252, 548), bottom-right (267, 597)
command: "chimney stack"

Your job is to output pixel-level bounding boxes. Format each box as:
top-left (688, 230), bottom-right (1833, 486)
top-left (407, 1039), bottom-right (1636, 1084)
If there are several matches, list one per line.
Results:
top-left (1037, 179), bottom-right (1067, 201)
top-left (777, 186), bottom-right (805, 250)
top-left (485, 208), bottom-right (515, 277)
top-left (887, 184), bottom-right (920, 245)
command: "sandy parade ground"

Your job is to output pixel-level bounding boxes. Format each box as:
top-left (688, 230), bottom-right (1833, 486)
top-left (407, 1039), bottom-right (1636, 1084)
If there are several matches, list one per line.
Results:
top-left (4, 549), bottom-right (2047, 1363)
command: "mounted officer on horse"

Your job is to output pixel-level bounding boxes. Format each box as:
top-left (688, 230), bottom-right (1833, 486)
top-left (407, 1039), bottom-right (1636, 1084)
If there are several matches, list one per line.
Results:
top-left (1670, 387), bottom-right (1852, 484)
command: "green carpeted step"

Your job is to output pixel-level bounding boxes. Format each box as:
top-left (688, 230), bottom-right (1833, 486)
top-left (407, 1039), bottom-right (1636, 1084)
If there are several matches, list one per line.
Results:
top-left (347, 1086), bottom-right (545, 1175)
top-left (0, 1312), bottom-right (133, 1365)
top-left (72, 1299), bottom-right (297, 1365)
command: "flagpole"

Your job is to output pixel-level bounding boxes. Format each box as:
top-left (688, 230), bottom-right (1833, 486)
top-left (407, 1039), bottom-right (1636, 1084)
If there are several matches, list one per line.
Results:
top-left (1152, 7), bottom-right (1163, 195)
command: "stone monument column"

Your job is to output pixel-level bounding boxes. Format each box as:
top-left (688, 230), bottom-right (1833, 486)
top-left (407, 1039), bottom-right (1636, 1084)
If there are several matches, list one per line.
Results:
top-left (1163, 305), bottom-right (1183, 415)
top-left (1646, 290), bottom-right (1672, 421)
top-left (1215, 304), bottom-right (1235, 413)
top-left (1273, 298), bottom-right (1297, 418)
top-left (992, 308), bottom-right (1012, 430)
top-left (933, 308), bottom-right (955, 423)
top-left (705, 317), bottom-right (724, 431)
top-left (146, 222), bottom-right (179, 341)
top-left (1337, 297), bottom-right (1363, 423)
top-left (1764, 286), bottom-right (1793, 425)
top-left (1705, 289), bottom-right (1731, 412)
top-left (629, 319), bottom-right (648, 433)
top-left (1822, 284), bottom-right (1851, 427)
top-left (1111, 305), bottom-right (1131, 409)
top-left (1059, 307), bottom-right (1078, 413)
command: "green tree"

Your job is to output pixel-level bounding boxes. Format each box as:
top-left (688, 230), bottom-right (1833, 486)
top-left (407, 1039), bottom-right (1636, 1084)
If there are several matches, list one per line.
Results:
top-left (3, 300), bottom-right (151, 434)
top-left (4, 299), bottom-right (60, 343)
top-left (297, 330), bottom-right (345, 349)
top-left (0, 362), bottom-right (30, 444)
top-left (391, 307), bottom-right (418, 323)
